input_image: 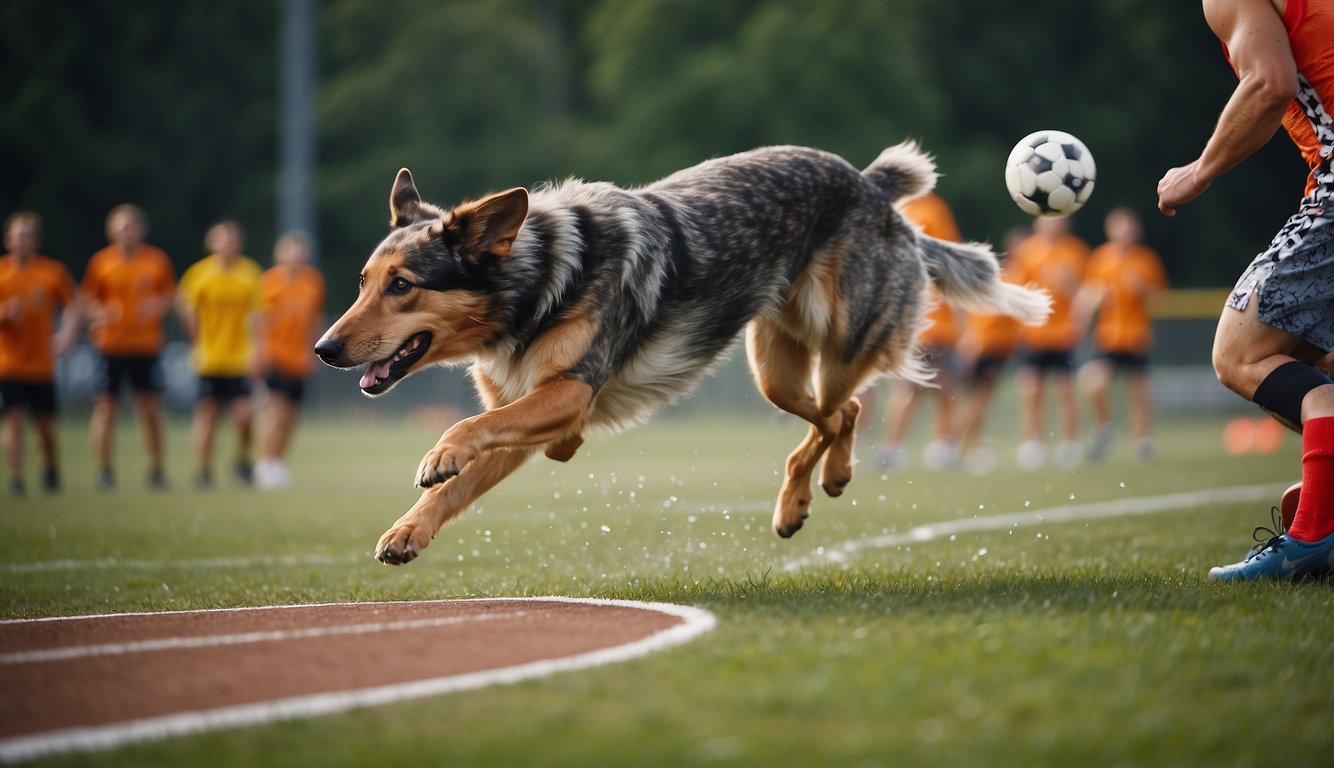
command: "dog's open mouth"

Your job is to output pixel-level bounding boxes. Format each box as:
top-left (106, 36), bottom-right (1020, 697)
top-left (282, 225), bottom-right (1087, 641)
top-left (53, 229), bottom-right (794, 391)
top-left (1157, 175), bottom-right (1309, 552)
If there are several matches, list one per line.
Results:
top-left (359, 331), bottom-right (432, 395)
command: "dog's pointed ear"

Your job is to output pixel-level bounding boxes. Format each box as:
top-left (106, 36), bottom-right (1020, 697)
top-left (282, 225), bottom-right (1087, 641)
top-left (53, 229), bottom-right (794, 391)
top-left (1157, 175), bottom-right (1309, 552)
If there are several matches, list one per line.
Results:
top-left (450, 187), bottom-right (529, 259)
top-left (389, 168), bottom-right (422, 228)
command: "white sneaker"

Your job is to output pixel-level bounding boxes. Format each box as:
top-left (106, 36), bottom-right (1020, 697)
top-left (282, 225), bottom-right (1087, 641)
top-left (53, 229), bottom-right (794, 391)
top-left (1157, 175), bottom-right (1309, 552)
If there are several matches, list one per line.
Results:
top-left (874, 444), bottom-right (909, 472)
top-left (1016, 439), bottom-right (1046, 471)
top-left (1055, 440), bottom-right (1082, 469)
top-left (1087, 425), bottom-right (1115, 462)
top-left (922, 439), bottom-right (959, 471)
top-left (963, 446), bottom-right (997, 475)
top-left (255, 459), bottom-right (292, 490)
top-left (1135, 437), bottom-right (1156, 463)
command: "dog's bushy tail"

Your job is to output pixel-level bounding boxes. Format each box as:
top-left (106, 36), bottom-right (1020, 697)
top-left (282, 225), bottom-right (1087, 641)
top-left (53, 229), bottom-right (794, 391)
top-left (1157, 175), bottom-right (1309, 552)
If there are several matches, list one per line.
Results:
top-left (920, 237), bottom-right (1051, 326)
top-left (862, 141), bottom-right (937, 202)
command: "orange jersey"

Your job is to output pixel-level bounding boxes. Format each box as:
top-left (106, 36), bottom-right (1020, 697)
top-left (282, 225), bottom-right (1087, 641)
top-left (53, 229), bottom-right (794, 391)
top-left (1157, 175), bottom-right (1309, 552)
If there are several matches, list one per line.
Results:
top-left (919, 289), bottom-right (960, 348)
top-left (899, 194), bottom-right (963, 243)
top-left (900, 194), bottom-right (963, 347)
top-left (961, 256), bottom-right (1021, 358)
top-left (1281, 0), bottom-right (1334, 195)
top-left (0, 253), bottom-right (75, 381)
top-left (81, 244), bottom-right (175, 355)
top-left (1084, 243), bottom-right (1168, 354)
top-left (260, 263), bottom-right (325, 377)
top-left (963, 310), bottom-right (1021, 359)
top-left (1008, 232), bottom-right (1089, 351)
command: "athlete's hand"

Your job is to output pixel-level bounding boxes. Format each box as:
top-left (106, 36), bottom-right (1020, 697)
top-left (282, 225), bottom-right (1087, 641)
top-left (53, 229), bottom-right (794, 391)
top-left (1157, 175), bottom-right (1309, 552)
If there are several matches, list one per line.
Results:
top-left (1157, 162), bottom-right (1211, 216)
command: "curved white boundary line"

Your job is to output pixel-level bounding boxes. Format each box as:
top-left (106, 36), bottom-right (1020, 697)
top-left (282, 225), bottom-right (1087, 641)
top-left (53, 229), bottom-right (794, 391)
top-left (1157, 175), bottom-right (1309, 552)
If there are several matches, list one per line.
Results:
top-left (0, 597), bottom-right (717, 764)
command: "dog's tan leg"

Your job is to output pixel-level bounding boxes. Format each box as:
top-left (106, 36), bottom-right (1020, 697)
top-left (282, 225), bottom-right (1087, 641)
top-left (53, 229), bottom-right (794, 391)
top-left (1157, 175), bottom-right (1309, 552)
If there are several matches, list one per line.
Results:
top-left (815, 354), bottom-right (881, 497)
top-left (544, 433), bottom-right (584, 462)
top-left (377, 447), bottom-right (533, 565)
top-left (819, 396), bottom-right (861, 497)
top-left (746, 322), bottom-right (832, 537)
top-left (416, 377), bottom-right (593, 488)
top-left (748, 321), bottom-right (878, 537)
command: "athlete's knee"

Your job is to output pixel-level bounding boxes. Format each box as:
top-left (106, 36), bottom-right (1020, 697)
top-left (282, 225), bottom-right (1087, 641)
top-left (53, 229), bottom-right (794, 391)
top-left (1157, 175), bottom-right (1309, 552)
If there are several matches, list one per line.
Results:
top-left (1253, 361), bottom-right (1332, 430)
top-left (1211, 343), bottom-right (1250, 397)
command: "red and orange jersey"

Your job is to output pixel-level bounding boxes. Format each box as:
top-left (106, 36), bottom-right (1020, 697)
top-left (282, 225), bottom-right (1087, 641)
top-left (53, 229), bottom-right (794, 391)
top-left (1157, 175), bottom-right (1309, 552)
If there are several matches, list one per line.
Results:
top-left (1084, 242), bottom-right (1168, 354)
top-left (1007, 232), bottom-right (1089, 351)
top-left (900, 194), bottom-right (963, 348)
top-left (81, 244), bottom-right (175, 355)
top-left (1280, 0), bottom-right (1334, 194)
top-left (259, 263), bottom-right (325, 377)
top-left (0, 253), bottom-right (75, 381)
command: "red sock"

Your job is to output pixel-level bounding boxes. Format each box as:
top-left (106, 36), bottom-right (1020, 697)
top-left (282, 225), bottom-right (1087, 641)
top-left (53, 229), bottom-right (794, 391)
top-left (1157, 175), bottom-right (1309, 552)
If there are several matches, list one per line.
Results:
top-left (1287, 416), bottom-right (1334, 542)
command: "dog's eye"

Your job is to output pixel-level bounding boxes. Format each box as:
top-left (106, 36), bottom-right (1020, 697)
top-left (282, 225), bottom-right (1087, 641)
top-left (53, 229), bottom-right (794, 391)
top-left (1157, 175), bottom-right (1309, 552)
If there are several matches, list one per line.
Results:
top-left (387, 276), bottom-right (412, 296)
top-left (357, 274), bottom-right (365, 290)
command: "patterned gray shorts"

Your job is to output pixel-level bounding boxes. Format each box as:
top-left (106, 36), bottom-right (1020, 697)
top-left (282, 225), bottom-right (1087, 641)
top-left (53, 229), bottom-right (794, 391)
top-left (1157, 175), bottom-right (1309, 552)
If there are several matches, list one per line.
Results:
top-left (1227, 192), bottom-right (1334, 352)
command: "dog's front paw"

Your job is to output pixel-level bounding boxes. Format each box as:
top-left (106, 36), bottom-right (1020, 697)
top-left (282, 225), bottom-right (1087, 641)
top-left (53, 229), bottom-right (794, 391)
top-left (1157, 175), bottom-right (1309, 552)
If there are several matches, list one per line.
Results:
top-left (375, 522), bottom-right (434, 565)
top-left (773, 487), bottom-right (812, 538)
top-left (415, 443), bottom-right (478, 488)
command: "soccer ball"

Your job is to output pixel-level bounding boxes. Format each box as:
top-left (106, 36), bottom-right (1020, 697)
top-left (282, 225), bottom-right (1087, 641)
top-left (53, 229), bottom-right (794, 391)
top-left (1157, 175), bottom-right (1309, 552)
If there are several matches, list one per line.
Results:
top-left (1004, 130), bottom-right (1096, 217)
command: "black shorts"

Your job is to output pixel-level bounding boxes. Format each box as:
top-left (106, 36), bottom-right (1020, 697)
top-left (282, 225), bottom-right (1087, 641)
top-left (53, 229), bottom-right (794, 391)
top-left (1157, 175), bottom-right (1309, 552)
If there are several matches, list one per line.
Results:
top-left (263, 371), bottom-right (307, 404)
top-left (95, 355), bottom-right (164, 396)
top-left (1096, 351), bottom-right (1149, 373)
top-left (966, 354), bottom-right (1011, 388)
top-left (1022, 348), bottom-right (1074, 373)
top-left (0, 380), bottom-right (57, 415)
top-left (198, 375), bottom-right (252, 404)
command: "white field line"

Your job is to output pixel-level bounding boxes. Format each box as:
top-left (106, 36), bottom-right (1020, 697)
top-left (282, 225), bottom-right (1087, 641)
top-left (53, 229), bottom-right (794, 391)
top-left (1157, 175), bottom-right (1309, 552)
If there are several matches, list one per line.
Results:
top-left (0, 610), bottom-right (528, 665)
top-left (780, 481), bottom-right (1289, 573)
top-left (0, 597), bottom-right (717, 764)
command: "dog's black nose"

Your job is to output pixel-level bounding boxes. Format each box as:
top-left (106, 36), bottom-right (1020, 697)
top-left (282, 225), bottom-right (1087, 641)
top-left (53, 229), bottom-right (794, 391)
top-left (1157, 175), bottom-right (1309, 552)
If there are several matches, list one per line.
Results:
top-left (314, 338), bottom-right (344, 365)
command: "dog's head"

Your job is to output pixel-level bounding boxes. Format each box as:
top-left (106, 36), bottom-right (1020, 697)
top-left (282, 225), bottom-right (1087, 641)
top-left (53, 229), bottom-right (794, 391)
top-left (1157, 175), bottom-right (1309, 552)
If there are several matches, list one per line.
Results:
top-left (315, 168), bottom-right (529, 396)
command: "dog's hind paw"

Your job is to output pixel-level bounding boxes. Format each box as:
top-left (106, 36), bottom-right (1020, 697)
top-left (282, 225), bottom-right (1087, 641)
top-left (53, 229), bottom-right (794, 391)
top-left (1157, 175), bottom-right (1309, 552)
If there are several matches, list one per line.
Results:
top-left (820, 477), bottom-right (850, 498)
top-left (375, 524), bottom-right (431, 565)
top-left (415, 444), bottom-right (478, 488)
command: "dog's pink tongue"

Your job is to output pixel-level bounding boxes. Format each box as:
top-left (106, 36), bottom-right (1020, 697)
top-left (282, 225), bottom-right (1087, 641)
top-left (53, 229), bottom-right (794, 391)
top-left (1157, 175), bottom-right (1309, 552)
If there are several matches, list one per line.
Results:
top-left (360, 360), bottom-right (392, 389)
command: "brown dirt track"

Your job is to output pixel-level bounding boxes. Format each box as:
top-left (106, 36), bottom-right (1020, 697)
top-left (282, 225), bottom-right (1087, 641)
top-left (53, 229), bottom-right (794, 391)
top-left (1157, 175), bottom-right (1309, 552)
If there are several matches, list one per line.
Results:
top-left (0, 598), bottom-right (715, 761)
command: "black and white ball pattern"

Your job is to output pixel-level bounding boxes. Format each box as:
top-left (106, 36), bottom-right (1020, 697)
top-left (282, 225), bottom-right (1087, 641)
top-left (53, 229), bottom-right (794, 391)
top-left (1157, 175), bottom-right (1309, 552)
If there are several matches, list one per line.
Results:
top-left (1005, 130), bottom-right (1096, 217)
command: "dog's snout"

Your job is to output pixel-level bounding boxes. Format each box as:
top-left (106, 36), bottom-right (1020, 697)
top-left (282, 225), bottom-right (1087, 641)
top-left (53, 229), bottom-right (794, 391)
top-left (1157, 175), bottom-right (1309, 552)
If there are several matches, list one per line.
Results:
top-left (314, 337), bottom-right (344, 366)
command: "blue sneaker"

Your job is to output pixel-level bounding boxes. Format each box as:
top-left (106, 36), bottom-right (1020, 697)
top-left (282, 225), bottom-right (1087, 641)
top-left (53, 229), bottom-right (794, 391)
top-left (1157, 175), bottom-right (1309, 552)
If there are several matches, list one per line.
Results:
top-left (1242, 506), bottom-right (1284, 561)
top-left (1209, 530), bottom-right (1334, 582)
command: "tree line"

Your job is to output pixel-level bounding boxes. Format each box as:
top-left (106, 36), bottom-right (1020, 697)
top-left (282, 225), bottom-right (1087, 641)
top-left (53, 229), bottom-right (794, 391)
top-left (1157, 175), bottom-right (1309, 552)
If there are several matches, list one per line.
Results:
top-left (2, 0), bottom-right (1310, 309)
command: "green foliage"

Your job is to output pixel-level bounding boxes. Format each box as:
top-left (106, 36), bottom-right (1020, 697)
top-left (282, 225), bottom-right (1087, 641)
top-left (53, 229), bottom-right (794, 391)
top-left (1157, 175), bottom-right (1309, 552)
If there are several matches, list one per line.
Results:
top-left (0, 0), bottom-right (1316, 304)
top-left (0, 0), bottom-right (278, 273)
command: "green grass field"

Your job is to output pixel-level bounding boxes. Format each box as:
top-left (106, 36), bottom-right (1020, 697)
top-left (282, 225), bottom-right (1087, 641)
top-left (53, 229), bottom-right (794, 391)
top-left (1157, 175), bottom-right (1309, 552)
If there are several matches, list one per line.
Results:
top-left (3, 408), bottom-right (1333, 767)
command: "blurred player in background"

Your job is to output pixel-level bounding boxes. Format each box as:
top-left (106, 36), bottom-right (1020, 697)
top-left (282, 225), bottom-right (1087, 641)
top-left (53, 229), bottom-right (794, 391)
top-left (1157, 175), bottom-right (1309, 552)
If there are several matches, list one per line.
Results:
top-left (1158, 0), bottom-right (1334, 581)
top-left (177, 220), bottom-right (261, 488)
top-left (82, 204), bottom-right (175, 489)
top-left (1075, 207), bottom-right (1168, 463)
top-left (255, 232), bottom-right (324, 489)
top-left (0, 212), bottom-right (76, 495)
top-left (1008, 215), bottom-right (1090, 470)
top-left (872, 192), bottom-right (963, 472)
top-left (953, 226), bottom-right (1026, 474)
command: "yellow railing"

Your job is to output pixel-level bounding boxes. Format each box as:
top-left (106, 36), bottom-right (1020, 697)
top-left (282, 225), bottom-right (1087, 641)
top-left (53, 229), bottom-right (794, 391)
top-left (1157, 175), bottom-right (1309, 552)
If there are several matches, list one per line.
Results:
top-left (1149, 288), bottom-right (1232, 320)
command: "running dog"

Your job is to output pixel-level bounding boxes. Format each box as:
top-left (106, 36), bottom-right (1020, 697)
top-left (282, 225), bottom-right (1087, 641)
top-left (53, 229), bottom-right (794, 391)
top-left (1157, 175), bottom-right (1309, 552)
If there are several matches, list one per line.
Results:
top-left (315, 142), bottom-right (1050, 565)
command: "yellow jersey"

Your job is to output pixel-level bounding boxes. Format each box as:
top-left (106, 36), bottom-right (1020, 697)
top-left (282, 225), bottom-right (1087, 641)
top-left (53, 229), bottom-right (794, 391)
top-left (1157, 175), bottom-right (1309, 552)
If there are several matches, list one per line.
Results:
top-left (178, 254), bottom-right (262, 376)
